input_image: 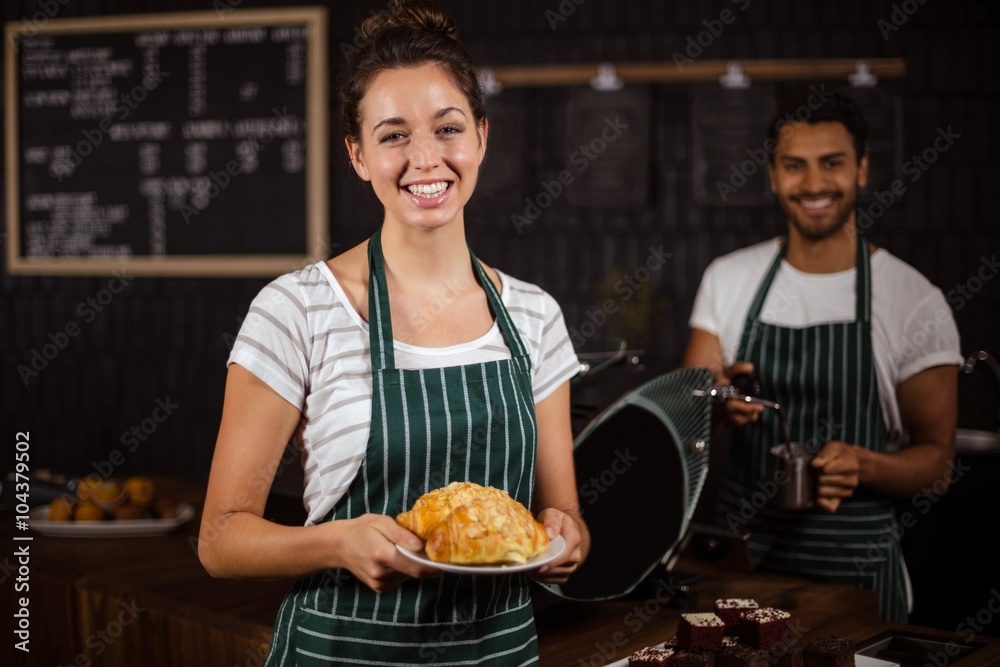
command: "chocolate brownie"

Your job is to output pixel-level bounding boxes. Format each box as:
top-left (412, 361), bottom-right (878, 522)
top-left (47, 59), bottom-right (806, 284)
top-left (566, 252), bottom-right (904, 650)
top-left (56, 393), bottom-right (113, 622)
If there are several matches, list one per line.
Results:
top-left (629, 645), bottom-right (675, 666)
top-left (772, 638), bottom-right (805, 667)
top-left (739, 607), bottom-right (793, 650)
top-left (803, 636), bottom-right (855, 667)
top-left (677, 612), bottom-right (726, 651)
top-left (717, 644), bottom-right (768, 667)
top-left (714, 598), bottom-right (760, 635)
top-left (669, 650), bottom-right (716, 666)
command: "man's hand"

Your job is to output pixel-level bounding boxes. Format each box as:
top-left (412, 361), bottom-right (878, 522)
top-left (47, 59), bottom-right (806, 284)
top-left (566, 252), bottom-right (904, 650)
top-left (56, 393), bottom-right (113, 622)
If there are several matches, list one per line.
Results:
top-left (715, 361), bottom-right (764, 428)
top-left (810, 441), bottom-right (861, 513)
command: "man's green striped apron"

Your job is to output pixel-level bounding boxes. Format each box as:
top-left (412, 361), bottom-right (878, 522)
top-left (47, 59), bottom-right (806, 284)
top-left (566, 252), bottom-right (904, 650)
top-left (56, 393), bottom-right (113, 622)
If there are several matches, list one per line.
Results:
top-left (264, 230), bottom-right (541, 665)
top-left (716, 235), bottom-right (908, 623)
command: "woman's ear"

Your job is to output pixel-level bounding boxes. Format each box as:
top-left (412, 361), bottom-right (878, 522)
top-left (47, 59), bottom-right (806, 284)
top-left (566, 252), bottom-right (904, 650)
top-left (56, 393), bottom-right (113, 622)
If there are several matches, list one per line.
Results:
top-left (477, 118), bottom-right (489, 165)
top-left (345, 136), bottom-right (371, 182)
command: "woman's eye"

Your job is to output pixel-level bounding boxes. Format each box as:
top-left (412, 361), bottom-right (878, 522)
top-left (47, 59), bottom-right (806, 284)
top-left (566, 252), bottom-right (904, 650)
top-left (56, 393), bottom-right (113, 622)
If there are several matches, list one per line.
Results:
top-left (379, 132), bottom-right (405, 144)
top-left (438, 125), bottom-right (462, 136)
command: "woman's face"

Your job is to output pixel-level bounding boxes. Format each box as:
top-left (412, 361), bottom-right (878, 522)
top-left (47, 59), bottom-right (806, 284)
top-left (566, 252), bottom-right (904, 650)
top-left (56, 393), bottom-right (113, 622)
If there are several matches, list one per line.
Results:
top-left (347, 63), bottom-right (487, 233)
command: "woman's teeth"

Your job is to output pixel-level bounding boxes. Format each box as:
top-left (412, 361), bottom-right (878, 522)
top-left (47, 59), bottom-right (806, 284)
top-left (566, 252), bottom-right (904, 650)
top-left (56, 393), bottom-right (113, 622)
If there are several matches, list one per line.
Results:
top-left (799, 197), bottom-right (834, 209)
top-left (406, 182), bottom-right (449, 198)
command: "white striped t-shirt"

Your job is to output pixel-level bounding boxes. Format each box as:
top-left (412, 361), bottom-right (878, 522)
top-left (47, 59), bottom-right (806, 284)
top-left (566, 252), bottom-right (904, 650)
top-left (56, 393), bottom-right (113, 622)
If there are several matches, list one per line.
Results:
top-left (228, 261), bottom-right (581, 525)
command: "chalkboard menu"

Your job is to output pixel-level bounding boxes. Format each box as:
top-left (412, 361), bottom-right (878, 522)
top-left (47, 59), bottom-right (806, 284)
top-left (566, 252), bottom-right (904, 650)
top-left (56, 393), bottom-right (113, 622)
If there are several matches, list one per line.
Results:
top-left (4, 8), bottom-right (328, 276)
top-left (844, 86), bottom-right (903, 195)
top-left (692, 85), bottom-right (776, 207)
top-left (566, 87), bottom-right (650, 208)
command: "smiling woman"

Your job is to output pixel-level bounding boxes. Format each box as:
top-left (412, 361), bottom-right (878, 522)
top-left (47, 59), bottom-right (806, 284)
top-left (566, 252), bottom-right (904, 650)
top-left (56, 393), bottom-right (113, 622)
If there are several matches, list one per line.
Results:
top-left (345, 64), bottom-right (486, 236)
top-left (197, 1), bottom-right (588, 665)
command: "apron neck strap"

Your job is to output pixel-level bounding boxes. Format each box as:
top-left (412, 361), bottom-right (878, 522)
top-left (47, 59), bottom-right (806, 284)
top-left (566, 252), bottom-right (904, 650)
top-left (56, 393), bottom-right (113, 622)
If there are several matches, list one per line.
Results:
top-left (854, 232), bottom-right (872, 324)
top-left (366, 228), bottom-right (529, 372)
top-left (737, 233), bottom-right (873, 357)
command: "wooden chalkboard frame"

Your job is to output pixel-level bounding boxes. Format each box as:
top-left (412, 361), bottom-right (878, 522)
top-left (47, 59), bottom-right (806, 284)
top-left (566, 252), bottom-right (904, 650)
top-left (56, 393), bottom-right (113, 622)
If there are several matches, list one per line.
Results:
top-left (4, 7), bottom-right (328, 277)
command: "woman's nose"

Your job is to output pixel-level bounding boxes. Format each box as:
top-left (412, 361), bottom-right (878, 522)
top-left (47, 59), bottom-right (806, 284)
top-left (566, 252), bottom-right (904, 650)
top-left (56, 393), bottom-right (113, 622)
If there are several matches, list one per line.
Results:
top-left (407, 133), bottom-right (441, 169)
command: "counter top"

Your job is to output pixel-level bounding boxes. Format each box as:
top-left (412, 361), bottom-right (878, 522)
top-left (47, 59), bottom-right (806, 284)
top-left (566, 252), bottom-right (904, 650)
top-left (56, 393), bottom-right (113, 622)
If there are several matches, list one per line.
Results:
top-left (3, 477), bottom-right (998, 666)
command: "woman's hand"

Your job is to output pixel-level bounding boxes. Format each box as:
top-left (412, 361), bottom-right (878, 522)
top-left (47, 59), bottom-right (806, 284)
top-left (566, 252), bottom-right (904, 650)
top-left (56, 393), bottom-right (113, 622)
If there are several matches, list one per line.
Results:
top-left (531, 508), bottom-right (587, 585)
top-left (332, 514), bottom-right (441, 593)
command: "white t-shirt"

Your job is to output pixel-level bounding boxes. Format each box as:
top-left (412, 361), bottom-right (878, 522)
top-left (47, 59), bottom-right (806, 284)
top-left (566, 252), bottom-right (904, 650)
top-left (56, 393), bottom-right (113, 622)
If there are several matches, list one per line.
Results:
top-left (688, 237), bottom-right (963, 450)
top-left (229, 261), bottom-right (581, 525)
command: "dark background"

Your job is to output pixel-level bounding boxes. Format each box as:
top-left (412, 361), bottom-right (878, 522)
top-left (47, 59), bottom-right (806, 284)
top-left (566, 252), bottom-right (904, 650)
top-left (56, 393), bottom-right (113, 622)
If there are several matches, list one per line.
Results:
top-left (3, 0), bottom-right (998, 636)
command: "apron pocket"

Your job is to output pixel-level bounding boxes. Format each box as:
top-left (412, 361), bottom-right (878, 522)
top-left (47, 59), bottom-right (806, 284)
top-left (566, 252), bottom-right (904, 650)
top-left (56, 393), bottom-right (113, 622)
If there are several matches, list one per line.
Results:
top-left (290, 603), bottom-right (538, 666)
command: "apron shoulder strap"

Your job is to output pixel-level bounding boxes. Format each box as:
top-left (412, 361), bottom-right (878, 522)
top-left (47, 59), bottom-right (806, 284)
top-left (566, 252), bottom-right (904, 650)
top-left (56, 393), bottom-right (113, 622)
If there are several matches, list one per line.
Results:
top-left (470, 253), bottom-right (531, 363)
top-left (366, 230), bottom-right (532, 371)
top-left (367, 230), bottom-right (396, 372)
top-left (855, 233), bottom-right (872, 324)
top-left (737, 240), bottom-right (786, 359)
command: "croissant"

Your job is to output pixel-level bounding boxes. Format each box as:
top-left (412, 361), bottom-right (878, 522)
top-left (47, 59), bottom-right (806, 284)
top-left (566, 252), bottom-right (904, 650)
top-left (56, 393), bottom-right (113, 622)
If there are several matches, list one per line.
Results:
top-left (397, 481), bottom-right (549, 565)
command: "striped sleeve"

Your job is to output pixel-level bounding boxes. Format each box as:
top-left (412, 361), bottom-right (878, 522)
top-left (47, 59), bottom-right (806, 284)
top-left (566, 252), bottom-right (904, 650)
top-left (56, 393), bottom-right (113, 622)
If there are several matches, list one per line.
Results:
top-left (228, 274), bottom-right (311, 409)
top-left (532, 291), bottom-right (581, 403)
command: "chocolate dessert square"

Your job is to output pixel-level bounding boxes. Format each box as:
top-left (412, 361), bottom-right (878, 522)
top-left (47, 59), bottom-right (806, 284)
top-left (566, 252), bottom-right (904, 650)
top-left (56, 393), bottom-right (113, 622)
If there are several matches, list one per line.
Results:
top-left (772, 638), bottom-right (805, 667)
top-left (739, 607), bottom-right (793, 650)
top-left (714, 598), bottom-right (760, 635)
top-left (669, 650), bottom-right (716, 666)
top-left (677, 612), bottom-right (726, 651)
top-left (629, 645), bottom-right (675, 666)
top-left (803, 636), bottom-right (855, 667)
top-left (717, 645), bottom-right (768, 667)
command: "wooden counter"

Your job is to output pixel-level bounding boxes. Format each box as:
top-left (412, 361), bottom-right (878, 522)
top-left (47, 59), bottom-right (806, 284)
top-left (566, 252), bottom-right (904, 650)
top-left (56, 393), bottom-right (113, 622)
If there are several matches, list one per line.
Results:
top-left (4, 478), bottom-right (999, 666)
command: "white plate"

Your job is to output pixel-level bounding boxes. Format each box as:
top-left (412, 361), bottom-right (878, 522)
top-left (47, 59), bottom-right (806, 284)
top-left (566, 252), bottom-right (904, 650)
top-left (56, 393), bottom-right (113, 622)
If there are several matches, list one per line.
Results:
top-left (856, 656), bottom-right (900, 667)
top-left (397, 535), bottom-right (565, 575)
top-left (605, 649), bottom-right (898, 667)
top-left (28, 503), bottom-right (195, 537)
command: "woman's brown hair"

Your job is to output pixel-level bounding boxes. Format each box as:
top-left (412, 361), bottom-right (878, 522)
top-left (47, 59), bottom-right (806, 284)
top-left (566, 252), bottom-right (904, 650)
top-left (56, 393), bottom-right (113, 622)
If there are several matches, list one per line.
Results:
top-left (340, 0), bottom-right (486, 143)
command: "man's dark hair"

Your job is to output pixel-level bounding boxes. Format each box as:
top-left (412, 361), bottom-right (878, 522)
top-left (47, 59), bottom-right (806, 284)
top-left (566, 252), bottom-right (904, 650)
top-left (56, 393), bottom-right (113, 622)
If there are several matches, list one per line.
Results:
top-left (767, 89), bottom-right (868, 164)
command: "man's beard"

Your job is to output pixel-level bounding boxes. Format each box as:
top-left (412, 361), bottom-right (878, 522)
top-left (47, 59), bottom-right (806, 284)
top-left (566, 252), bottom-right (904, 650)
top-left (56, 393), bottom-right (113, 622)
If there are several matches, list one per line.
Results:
top-left (783, 189), bottom-right (858, 242)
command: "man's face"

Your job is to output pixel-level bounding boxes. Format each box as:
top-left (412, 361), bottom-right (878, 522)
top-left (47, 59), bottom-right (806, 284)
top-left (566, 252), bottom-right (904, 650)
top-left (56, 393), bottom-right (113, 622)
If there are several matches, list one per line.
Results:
top-left (768, 121), bottom-right (868, 241)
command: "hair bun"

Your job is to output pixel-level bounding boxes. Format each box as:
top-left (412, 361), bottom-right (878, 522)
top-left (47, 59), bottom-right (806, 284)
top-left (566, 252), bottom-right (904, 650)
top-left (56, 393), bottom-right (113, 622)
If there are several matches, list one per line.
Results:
top-left (360, 0), bottom-right (458, 42)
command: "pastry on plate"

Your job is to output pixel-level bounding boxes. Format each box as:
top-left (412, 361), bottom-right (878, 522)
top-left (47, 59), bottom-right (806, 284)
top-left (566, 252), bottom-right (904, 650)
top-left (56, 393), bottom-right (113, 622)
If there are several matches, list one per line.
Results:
top-left (397, 481), bottom-right (549, 565)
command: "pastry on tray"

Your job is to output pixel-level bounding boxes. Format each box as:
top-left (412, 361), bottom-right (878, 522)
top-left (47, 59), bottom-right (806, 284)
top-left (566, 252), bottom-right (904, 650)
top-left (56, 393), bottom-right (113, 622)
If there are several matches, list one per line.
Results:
top-left (396, 481), bottom-right (549, 565)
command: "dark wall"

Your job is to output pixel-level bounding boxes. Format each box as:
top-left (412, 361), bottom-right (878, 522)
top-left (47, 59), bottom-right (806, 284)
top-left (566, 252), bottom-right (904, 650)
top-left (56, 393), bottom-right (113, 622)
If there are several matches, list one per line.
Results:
top-left (3, 0), bottom-right (998, 629)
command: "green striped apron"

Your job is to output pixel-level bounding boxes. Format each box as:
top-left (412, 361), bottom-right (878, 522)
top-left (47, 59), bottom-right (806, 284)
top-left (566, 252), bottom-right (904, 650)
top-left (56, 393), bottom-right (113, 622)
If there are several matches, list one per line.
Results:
top-left (264, 230), bottom-right (541, 665)
top-left (716, 235), bottom-right (908, 623)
